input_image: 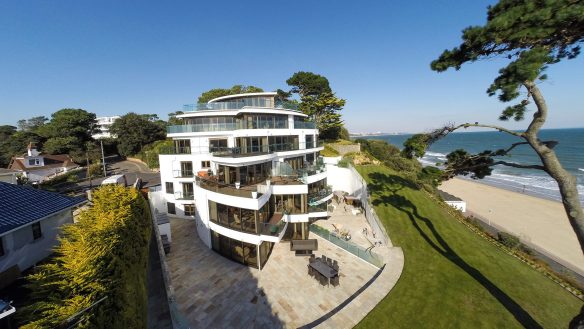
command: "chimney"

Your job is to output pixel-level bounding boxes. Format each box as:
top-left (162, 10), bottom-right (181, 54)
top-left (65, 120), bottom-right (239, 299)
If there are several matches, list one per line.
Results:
top-left (27, 142), bottom-right (39, 157)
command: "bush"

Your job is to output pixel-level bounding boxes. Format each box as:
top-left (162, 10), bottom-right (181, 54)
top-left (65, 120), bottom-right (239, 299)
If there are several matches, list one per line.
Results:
top-left (20, 185), bottom-right (152, 328)
top-left (134, 139), bottom-right (173, 169)
top-left (337, 158), bottom-right (350, 168)
top-left (497, 232), bottom-right (521, 250)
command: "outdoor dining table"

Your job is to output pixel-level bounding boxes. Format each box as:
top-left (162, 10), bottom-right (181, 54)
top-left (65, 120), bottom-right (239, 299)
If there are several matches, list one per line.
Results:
top-left (309, 259), bottom-right (338, 284)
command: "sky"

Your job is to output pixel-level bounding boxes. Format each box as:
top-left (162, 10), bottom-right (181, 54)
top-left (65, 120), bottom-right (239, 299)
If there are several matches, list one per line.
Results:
top-left (1, 1), bottom-right (583, 133)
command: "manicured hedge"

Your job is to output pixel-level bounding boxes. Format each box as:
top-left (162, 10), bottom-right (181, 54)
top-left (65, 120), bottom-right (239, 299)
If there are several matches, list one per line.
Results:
top-left (21, 185), bottom-right (152, 328)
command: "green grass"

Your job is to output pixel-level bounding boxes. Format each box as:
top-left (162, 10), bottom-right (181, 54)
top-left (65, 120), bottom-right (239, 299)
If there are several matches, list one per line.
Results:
top-left (355, 164), bottom-right (582, 328)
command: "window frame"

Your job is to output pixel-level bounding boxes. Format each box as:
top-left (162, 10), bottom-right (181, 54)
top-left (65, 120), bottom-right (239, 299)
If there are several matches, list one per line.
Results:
top-left (184, 204), bottom-right (196, 216)
top-left (167, 202), bottom-right (176, 215)
top-left (165, 182), bottom-right (174, 194)
top-left (32, 222), bottom-right (42, 240)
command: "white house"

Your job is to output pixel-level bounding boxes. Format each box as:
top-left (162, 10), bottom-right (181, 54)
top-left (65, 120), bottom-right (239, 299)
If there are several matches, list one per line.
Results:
top-left (7, 143), bottom-right (79, 183)
top-left (151, 92), bottom-right (331, 269)
top-left (438, 190), bottom-right (467, 212)
top-left (0, 182), bottom-right (85, 289)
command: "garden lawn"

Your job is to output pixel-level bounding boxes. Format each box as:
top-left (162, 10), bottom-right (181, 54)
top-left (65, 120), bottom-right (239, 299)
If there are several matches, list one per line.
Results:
top-left (355, 165), bottom-right (582, 328)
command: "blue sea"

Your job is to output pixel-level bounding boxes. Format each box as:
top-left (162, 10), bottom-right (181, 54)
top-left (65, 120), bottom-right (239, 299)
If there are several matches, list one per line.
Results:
top-left (358, 128), bottom-right (584, 203)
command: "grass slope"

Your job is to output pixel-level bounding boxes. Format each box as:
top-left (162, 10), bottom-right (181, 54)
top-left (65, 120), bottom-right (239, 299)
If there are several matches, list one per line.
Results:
top-left (355, 165), bottom-right (582, 328)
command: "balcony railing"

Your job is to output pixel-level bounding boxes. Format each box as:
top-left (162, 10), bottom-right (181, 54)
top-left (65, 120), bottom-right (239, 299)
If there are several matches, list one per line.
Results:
top-left (195, 176), bottom-right (267, 199)
top-left (260, 214), bottom-right (286, 236)
top-left (174, 192), bottom-right (194, 200)
top-left (308, 202), bottom-right (329, 213)
top-left (172, 169), bottom-right (194, 178)
top-left (294, 121), bottom-right (317, 129)
top-left (160, 141), bottom-right (323, 155)
top-left (182, 100), bottom-right (298, 112)
top-left (308, 187), bottom-right (333, 205)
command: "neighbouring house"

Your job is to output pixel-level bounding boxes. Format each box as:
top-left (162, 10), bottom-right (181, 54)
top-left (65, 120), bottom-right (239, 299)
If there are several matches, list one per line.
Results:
top-left (7, 143), bottom-right (79, 183)
top-left (0, 182), bottom-right (85, 289)
top-left (438, 190), bottom-right (467, 212)
top-left (0, 169), bottom-right (19, 185)
top-left (151, 92), bottom-right (330, 269)
top-left (92, 115), bottom-right (121, 139)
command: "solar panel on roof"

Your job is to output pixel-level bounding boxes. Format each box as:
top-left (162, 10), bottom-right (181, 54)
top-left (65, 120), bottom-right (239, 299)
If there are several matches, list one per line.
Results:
top-left (0, 182), bottom-right (85, 235)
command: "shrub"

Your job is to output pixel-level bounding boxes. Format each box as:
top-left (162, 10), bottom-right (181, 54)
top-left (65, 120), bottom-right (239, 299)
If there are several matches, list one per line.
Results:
top-left (337, 158), bottom-right (350, 168)
top-left (20, 185), bottom-right (152, 328)
top-left (497, 232), bottom-right (521, 250)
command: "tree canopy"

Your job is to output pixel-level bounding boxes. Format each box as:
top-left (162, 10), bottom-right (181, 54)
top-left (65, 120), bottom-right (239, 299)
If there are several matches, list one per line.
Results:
top-left (197, 85), bottom-right (264, 103)
top-left (110, 112), bottom-right (166, 156)
top-left (403, 3), bottom-right (584, 321)
top-left (286, 71), bottom-right (345, 140)
top-left (37, 109), bottom-right (97, 157)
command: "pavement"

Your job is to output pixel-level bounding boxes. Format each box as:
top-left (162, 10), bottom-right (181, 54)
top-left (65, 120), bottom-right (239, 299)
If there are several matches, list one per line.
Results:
top-left (164, 209), bottom-right (404, 329)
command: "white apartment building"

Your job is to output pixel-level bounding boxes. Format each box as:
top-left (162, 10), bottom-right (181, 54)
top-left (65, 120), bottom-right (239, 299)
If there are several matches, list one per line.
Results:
top-left (92, 116), bottom-right (121, 139)
top-left (156, 92), bottom-right (332, 269)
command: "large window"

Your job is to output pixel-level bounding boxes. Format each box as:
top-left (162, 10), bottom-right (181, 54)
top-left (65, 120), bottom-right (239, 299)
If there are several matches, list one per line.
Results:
top-left (271, 194), bottom-right (307, 214)
top-left (32, 222), bottom-right (42, 240)
top-left (183, 116), bottom-right (236, 131)
top-left (268, 135), bottom-right (299, 152)
top-left (174, 139), bottom-right (191, 154)
top-left (217, 162), bottom-right (271, 186)
top-left (240, 114), bottom-right (288, 129)
top-left (209, 139), bottom-right (228, 153)
top-left (235, 136), bottom-right (269, 154)
top-left (211, 230), bottom-right (259, 268)
top-left (209, 201), bottom-right (271, 235)
top-left (180, 162), bottom-right (193, 177)
top-left (165, 182), bottom-right (174, 194)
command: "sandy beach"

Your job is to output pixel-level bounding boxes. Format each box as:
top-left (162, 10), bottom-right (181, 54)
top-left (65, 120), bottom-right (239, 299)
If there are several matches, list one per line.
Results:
top-left (439, 177), bottom-right (584, 275)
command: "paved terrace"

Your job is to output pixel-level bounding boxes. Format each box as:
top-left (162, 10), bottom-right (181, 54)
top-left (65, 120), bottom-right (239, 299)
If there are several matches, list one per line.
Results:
top-left (165, 208), bottom-right (403, 328)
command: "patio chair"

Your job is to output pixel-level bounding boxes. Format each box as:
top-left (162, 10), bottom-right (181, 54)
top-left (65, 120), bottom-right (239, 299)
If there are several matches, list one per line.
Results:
top-left (322, 255), bottom-right (327, 262)
top-left (327, 259), bottom-right (333, 267)
top-left (332, 260), bottom-right (339, 271)
top-left (309, 254), bottom-right (316, 263)
top-left (307, 264), bottom-right (314, 277)
top-left (331, 275), bottom-right (340, 287)
top-left (319, 274), bottom-right (327, 287)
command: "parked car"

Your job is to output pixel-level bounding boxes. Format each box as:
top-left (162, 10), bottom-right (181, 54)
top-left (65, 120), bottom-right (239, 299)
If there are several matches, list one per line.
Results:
top-left (101, 174), bottom-right (127, 187)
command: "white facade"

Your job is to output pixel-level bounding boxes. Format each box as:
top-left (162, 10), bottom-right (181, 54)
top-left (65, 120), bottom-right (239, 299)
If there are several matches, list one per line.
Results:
top-left (156, 92), bottom-right (330, 268)
top-left (92, 116), bottom-right (121, 139)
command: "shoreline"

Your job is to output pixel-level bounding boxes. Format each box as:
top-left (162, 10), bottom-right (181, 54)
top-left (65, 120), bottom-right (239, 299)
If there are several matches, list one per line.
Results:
top-left (439, 177), bottom-right (584, 275)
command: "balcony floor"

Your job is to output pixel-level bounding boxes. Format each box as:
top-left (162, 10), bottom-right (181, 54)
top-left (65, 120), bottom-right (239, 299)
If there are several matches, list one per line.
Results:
top-left (164, 211), bottom-right (403, 328)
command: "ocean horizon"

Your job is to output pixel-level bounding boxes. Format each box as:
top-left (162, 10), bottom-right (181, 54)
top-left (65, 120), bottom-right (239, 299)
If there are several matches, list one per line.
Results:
top-left (357, 127), bottom-right (584, 203)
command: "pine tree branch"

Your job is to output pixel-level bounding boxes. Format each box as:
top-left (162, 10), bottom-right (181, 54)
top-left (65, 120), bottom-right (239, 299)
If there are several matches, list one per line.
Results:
top-left (493, 161), bottom-right (545, 170)
top-left (449, 123), bottom-right (525, 138)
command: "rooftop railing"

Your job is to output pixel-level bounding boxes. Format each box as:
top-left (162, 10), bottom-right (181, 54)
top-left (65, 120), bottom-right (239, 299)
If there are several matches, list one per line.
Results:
top-left (182, 100), bottom-right (298, 112)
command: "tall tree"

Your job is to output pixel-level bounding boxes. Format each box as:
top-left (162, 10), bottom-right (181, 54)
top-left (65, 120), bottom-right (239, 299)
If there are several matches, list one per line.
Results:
top-left (197, 85), bottom-right (264, 103)
top-left (38, 109), bottom-right (96, 156)
top-left (404, 0), bottom-right (584, 300)
top-left (167, 111), bottom-right (184, 125)
top-left (17, 116), bottom-right (48, 132)
top-left (286, 72), bottom-right (345, 140)
top-left (110, 112), bottom-right (166, 156)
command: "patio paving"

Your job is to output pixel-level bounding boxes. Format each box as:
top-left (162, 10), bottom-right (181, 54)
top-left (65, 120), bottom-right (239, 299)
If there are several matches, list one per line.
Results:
top-left (165, 213), bottom-right (403, 329)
